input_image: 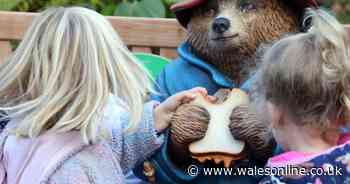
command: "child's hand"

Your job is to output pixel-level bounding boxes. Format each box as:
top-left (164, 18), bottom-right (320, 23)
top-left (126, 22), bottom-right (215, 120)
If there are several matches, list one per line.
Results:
top-left (154, 87), bottom-right (209, 133)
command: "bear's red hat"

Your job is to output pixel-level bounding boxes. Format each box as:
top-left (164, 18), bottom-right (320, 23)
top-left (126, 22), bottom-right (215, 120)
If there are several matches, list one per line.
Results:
top-left (171, 0), bottom-right (318, 28)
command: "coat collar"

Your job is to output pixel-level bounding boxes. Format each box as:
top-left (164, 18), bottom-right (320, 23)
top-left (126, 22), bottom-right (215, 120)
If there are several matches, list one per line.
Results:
top-left (178, 42), bottom-right (254, 92)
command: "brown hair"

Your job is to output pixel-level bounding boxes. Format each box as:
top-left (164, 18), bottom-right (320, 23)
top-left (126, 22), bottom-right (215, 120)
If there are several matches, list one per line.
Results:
top-left (255, 9), bottom-right (350, 130)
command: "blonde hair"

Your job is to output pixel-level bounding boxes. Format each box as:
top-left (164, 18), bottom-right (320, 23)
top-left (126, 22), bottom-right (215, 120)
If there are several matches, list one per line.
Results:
top-left (0, 7), bottom-right (153, 143)
top-left (256, 9), bottom-right (350, 130)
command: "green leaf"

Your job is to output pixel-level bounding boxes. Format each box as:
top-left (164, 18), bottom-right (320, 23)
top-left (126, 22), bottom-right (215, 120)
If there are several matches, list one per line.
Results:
top-left (0, 0), bottom-right (22, 10)
top-left (163, 0), bottom-right (181, 6)
top-left (114, 1), bottom-right (135, 17)
top-left (101, 4), bottom-right (117, 15)
top-left (115, 0), bottom-right (166, 18)
top-left (136, 0), bottom-right (166, 17)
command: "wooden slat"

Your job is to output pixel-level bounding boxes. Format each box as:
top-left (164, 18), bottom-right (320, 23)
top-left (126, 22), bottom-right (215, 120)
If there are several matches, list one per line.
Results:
top-left (160, 48), bottom-right (178, 59)
top-left (346, 25), bottom-right (350, 33)
top-left (131, 46), bottom-right (152, 53)
top-left (0, 11), bottom-right (186, 48)
top-left (0, 41), bottom-right (11, 63)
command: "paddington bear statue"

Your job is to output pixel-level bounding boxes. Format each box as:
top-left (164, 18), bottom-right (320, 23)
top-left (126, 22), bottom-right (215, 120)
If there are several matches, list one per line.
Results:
top-left (134, 0), bottom-right (318, 184)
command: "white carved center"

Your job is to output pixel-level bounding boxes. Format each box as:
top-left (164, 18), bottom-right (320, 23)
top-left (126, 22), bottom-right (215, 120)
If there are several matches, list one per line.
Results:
top-left (189, 89), bottom-right (249, 155)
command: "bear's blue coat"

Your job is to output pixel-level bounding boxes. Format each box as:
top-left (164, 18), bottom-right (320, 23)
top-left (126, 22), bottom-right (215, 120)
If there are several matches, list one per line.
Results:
top-left (134, 42), bottom-right (263, 184)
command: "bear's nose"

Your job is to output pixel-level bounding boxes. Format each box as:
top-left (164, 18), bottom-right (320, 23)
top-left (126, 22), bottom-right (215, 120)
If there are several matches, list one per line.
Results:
top-left (212, 17), bottom-right (231, 34)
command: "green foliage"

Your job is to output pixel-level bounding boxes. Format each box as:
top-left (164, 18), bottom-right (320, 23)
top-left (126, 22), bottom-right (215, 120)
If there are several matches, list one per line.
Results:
top-left (0, 0), bottom-right (22, 10)
top-left (0, 0), bottom-right (181, 18)
top-left (115, 0), bottom-right (166, 18)
top-left (0, 0), bottom-right (349, 22)
top-left (322, 0), bottom-right (350, 23)
top-left (12, 0), bottom-right (119, 14)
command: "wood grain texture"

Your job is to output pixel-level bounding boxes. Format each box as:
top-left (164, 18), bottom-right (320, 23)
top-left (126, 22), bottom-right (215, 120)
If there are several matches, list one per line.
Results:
top-left (0, 11), bottom-right (186, 48)
top-left (346, 25), bottom-right (350, 33)
top-left (1, 11), bottom-right (349, 61)
top-left (131, 46), bottom-right (152, 53)
top-left (0, 41), bottom-right (11, 63)
top-left (160, 48), bottom-right (178, 59)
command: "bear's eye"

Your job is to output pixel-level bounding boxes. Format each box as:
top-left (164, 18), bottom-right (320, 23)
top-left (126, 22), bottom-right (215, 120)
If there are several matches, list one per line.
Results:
top-left (240, 2), bottom-right (257, 13)
top-left (204, 9), bottom-right (216, 17)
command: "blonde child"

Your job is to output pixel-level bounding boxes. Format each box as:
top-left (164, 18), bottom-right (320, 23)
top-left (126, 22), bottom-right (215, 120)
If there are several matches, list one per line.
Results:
top-left (0, 7), bottom-right (208, 184)
top-left (256, 9), bottom-right (350, 183)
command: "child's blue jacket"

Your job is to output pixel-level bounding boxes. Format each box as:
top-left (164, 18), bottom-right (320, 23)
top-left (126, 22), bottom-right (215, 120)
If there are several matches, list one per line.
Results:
top-left (134, 42), bottom-right (262, 184)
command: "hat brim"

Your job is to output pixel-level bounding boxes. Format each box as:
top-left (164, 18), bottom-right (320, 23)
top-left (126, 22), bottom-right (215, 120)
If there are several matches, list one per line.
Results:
top-left (170, 0), bottom-right (207, 28)
top-left (296, 0), bottom-right (318, 9)
top-left (170, 0), bottom-right (206, 13)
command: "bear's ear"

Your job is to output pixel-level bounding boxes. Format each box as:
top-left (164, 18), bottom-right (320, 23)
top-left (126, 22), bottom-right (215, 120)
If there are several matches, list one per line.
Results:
top-left (300, 8), bottom-right (315, 32)
top-left (282, 0), bottom-right (318, 32)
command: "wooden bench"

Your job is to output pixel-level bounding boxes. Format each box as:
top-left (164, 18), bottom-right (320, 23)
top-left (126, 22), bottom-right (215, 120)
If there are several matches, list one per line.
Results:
top-left (1, 11), bottom-right (350, 63)
top-left (0, 11), bottom-right (187, 63)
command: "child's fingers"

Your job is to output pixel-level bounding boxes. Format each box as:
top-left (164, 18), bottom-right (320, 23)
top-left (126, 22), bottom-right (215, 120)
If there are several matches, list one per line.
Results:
top-left (169, 87), bottom-right (208, 109)
top-left (178, 87), bottom-right (209, 104)
top-left (188, 87), bottom-right (208, 96)
top-left (181, 93), bottom-right (217, 104)
top-left (176, 92), bottom-right (197, 104)
top-left (174, 88), bottom-right (203, 100)
top-left (208, 96), bottom-right (217, 102)
top-left (181, 93), bottom-right (198, 104)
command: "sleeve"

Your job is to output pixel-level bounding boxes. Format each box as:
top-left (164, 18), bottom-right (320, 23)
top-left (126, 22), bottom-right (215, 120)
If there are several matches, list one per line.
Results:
top-left (0, 162), bottom-right (5, 184)
top-left (133, 131), bottom-right (199, 184)
top-left (133, 64), bottom-right (201, 183)
top-left (0, 112), bottom-right (9, 134)
top-left (0, 131), bottom-right (8, 184)
top-left (108, 101), bottom-right (164, 174)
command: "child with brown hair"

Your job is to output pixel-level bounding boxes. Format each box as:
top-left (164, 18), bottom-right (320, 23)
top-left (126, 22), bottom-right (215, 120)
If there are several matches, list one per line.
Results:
top-left (256, 9), bottom-right (350, 183)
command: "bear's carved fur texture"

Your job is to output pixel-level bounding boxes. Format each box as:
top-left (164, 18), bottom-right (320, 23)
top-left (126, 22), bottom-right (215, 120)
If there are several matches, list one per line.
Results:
top-left (169, 0), bottom-right (307, 166)
top-left (187, 0), bottom-right (299, 83)
top-left (171, 89), bottom-right (275, 163)
top-left (171, 89), bottom-right (231, 145)
top-left (229, 105), bottom-right (275, 161)
top-left (171, 105), bottom-right (209, 145)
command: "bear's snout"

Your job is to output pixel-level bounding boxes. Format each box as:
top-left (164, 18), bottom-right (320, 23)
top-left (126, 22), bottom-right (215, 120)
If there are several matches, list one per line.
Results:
top-left (212, 17), bottom-right (231, 34)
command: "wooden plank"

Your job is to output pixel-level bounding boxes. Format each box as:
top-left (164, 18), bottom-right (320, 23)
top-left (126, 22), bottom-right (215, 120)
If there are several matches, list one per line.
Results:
top-left (131, 46), bottom-right (152, 53)
top-left (0, 41), bottom-right (11, 63)
top-left (160, 48), bottom-right (178, 59)
top-left (0, 11), bottom-right (186, 48)
top-left (346, 25), bottom-right (350, 34)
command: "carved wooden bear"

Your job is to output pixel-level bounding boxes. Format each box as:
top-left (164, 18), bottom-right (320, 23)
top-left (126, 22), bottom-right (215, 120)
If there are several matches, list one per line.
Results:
top-left (136, 0), bottom-right (319, 183)
top-left (168, 0), bottom-right (318, 167)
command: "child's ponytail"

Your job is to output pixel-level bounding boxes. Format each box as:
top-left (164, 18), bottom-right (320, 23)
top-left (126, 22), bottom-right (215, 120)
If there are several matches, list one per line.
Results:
top-left (255, 9), bottom-right (350, 130)
top-left (308, 9), bottom-right (350, 118)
